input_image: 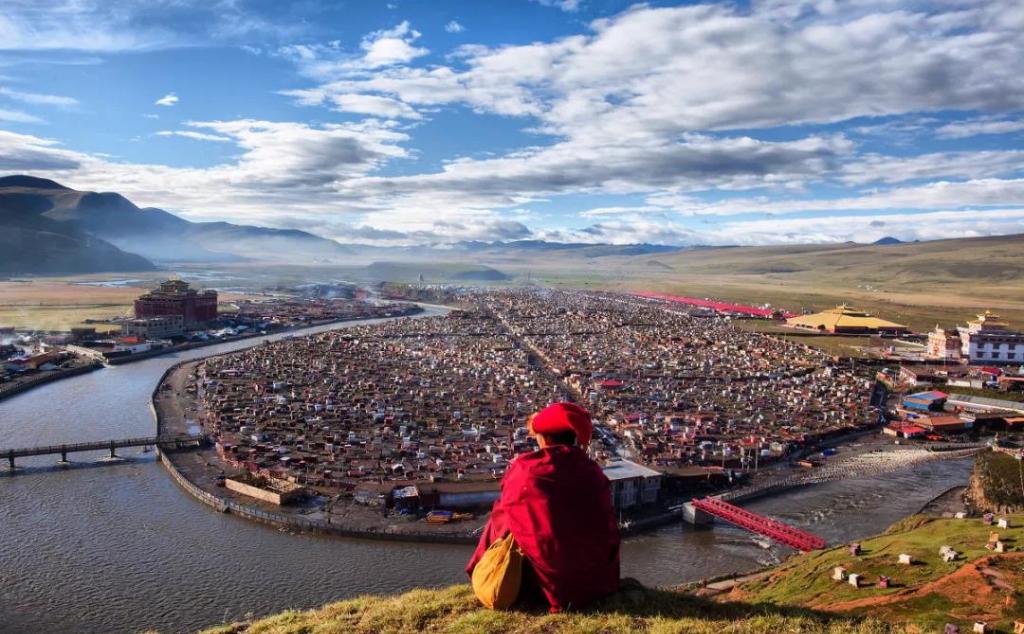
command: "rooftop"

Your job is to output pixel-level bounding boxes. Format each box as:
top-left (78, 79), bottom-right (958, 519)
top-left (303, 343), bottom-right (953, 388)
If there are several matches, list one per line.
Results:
top-left (602, 458), bottom-right (662, 480)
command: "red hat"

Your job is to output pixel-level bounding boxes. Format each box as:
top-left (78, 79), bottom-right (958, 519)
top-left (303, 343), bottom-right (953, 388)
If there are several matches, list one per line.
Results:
top-left (529, 402), bottom-right (593, 446)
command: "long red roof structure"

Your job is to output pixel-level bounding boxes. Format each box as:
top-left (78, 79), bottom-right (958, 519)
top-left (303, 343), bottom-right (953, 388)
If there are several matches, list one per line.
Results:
top-left (633, 291), bottom-right (796, 318)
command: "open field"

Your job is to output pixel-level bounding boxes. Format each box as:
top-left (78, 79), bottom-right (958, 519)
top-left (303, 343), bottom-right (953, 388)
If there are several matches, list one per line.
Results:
top-left (0, 276), bottom-right (253, 331)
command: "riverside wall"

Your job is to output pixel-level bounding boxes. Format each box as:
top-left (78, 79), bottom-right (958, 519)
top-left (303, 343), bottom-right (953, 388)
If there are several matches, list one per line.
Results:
top-left (0, 361), bottom-right (103, 403)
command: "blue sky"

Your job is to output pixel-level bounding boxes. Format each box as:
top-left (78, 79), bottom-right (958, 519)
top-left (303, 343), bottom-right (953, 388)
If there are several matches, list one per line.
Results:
top-left (1, 0), bottom-right (1023, 246)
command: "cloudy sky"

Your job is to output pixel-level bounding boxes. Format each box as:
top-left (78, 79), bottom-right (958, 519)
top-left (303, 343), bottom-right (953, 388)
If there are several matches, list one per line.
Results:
top-left (1, 0), bottom-right (1023, 246)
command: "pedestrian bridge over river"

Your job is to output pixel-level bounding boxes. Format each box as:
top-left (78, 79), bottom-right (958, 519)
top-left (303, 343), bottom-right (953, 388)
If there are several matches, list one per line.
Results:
top-left (688, 496), bottom-right (828, 552)
top-left (2, 434), bottom-right (206, 469)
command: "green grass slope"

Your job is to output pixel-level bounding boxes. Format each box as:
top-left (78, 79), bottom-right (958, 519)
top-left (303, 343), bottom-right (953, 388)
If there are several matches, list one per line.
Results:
top-left (731, 514), bottom-right (1024, 632)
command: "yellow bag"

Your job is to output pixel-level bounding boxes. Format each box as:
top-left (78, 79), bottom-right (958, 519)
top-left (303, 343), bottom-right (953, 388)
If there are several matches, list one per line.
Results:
top-left (471, 533), bottom-right (524, 610)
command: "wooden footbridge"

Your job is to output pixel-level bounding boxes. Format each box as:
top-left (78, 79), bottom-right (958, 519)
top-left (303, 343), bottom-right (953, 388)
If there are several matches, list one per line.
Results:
top-left (689, 496), bottom-right (828, 552)
top-left (3, 434), bottom-right (206, 469)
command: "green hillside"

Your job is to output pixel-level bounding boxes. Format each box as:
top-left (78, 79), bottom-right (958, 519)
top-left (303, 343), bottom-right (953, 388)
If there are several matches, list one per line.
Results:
top-left (730, 514), bottom-right (1024, 632)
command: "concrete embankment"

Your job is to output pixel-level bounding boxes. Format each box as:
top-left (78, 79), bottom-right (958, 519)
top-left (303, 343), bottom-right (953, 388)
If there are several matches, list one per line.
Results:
top-left (0, 361), bottom-right (103, 403)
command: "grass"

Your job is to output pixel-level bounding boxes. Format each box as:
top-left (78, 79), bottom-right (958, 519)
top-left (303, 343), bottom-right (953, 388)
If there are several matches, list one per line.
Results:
top-left (732, 322), bottom-right (874, 358)
top-left (973, 452), bottom-right (1024, 508)
top-left (201, 584), bottom-right (898, 634)
top-left (500, 235), bottom-right (1024, 332)
top-left (732, 513), bottom-right (1024, 631)
top-left (0, 277), bottom-right (255, 331)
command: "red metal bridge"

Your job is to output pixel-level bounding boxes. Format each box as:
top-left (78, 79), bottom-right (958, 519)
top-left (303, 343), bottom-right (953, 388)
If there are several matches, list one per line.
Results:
top-left (691, 497), bottom-right (827, 552)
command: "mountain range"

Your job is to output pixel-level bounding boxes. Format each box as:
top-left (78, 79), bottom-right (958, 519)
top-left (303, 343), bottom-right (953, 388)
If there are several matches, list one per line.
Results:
top-left (0, 175), bottom-right (357, 273)
top-left (0, 175), bottom-right (682, 275)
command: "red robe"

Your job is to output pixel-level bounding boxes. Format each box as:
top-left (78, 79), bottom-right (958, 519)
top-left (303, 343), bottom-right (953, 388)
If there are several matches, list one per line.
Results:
top-left (467, 445), bottom-right (620, 612)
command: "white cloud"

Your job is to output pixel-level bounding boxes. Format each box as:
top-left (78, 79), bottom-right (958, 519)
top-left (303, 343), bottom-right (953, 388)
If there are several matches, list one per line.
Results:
top-left (280, 89), bottom-right (422, 119)
top-left (445, 20), bottom-right (465, 34)
top-left (647, 178), bottom-right (1024, 216)
top-left (297, 1), bottom-right (1023, 142)
top-left (707, 208), bottom-right (1024, 246)
top-left (532, 0), bottom-right (581, 12)
top-left (541, 207), bottom-right (1024, 247)
top-left (277, 21), bottom-right (429, 81)
top-left (0, 121), bottom-right (409, 220)
top-left (0, 108), bottom-right (42, 123)
top-left (0, 0), bottom-right (299, 52)
top-left (156, 130), bottom-right (232, 142)
top-left (840, 150), bottom-right (1024, 185)
top-left (0, 86), bottom-right (77, 107)
top-left (5, 2), bottom-right (1024, 248)
top-left (578, 205), bottom-right (663, 218)
top-left (361, 22), bottom-right (428, 67)
top-left (268, 0), bottom-right (1024, 227)
top-left (154, 92), bottom-right (179, 107)
top-left (936, 117), bottom-right (1024, 139)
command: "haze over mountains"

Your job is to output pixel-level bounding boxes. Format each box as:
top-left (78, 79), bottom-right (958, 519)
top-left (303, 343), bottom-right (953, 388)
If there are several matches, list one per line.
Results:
top-left (0, 175), bottom-right (354, 273)
top-left (0, 176), bottom-right (679, 274)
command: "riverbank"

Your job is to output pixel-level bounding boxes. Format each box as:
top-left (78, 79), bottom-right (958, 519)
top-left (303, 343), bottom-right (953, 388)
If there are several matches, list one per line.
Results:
top-left (0, 358), bottom-right (102, 403)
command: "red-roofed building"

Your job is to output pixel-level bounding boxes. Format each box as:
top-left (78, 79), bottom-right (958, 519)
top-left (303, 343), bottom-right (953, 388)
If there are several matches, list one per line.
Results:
top-left (633, 291), bottom-right (794, 319)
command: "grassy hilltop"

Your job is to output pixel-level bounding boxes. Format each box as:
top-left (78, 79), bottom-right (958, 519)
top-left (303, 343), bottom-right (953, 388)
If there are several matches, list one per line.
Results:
top-left (202, 584), bottom-right (893, 634)
top-left (201, 513), bottom-right (1024, 634)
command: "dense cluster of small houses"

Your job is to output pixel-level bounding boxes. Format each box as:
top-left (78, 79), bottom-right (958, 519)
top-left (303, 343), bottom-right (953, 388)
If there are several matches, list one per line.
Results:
top-left (189, 289), bottom-right (877, 499)
top-left (230, 298), bottom-right (419, 327)
top-left (481, 290), bottom-right (876, 470)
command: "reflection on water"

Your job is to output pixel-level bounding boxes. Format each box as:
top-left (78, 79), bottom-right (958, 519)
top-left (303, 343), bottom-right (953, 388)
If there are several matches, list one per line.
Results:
top-left (0, 310), bottom-right (973, 633)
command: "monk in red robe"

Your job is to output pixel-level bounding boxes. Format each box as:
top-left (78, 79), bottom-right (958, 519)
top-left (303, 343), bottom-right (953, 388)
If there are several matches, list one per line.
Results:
top-left (467, 402), bottom-right (620, 612)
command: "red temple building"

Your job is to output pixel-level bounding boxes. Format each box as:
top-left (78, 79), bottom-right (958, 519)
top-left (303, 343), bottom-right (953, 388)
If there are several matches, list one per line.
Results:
top-left (134, 279), bottom-right (218, 325)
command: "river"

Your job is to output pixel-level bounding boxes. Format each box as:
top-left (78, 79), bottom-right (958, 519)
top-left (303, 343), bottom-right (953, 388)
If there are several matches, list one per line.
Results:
top-left (0, 307), bottom-right (973, 633)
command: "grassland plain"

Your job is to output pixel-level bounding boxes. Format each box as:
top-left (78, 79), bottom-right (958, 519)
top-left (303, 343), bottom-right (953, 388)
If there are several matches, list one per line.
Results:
top-left (0, 277), bottom-right (252, 331)
top-left (195, 514), bottom-right (1024, 634)
top-left (508, 235), bottom-right (1024, 332)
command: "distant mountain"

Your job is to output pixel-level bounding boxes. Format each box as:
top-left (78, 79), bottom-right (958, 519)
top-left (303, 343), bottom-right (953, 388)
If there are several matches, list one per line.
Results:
top-left (0, 201), bottom-right (157, 275)
top-left (0, 175), bottom-right (353, 265)
top-left (0, 175), bottom-right (686, 274)
top-left (872, 236), bottom-right (903, 245)
top-left (447, 240), bottom-right (679, 258)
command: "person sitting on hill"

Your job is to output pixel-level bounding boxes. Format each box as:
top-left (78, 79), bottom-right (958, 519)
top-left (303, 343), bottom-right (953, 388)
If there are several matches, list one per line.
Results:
top-left (466, 402), bottom-right (620, 612)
